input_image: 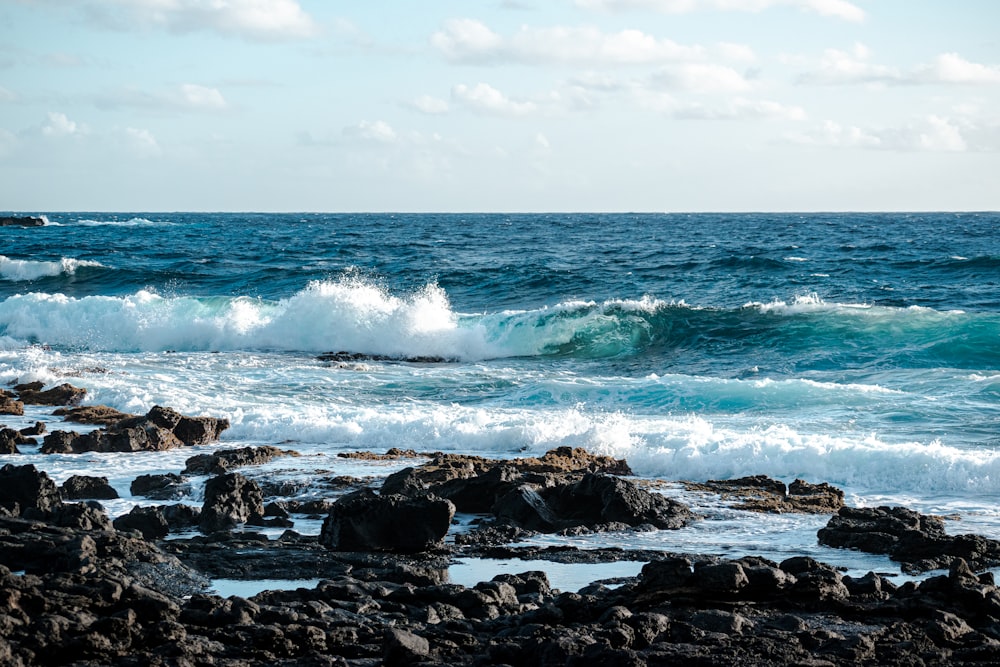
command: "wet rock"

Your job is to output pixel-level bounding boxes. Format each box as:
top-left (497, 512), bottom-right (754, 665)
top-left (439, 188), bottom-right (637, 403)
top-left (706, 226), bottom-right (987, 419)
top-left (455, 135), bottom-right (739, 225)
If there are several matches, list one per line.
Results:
top-left (684, 475), bottom-right (845, 514)
top-left (53, 405), bottom-right (135, 425)
top-left (0, 215), bottom-right (45, 226)
top-left (130, 473), bottom-right (189, 500)
top-left (60, 475), bottom-right (120, 500)
top-left (114, 506), bottom-right (170, 540)
top-left (320, 489), bottom-right (455, 553)
top-left (0, 394), bottom-right (24, 416)
top-left (39, 430), bottom-right (79, 454)
top-left (0, 427), bottom-right (32, 454)
top-left (0, 463), bottom-right (63, 515)
top-left (20, 421), bottom-right (46, 436)
top-left (42, 405), bottom-right (229, 454)
top-left (318, 350), bottom-right (452, 363)
top-left (184, 445), bottom-right (297, 475)
top-left (199, 473), bottom-right (265, 533)
top-left (15, 382), bottom-right (87, 406)
top-left (338, 447), bottom-right (421, 461)
top-left (383, 628), bottom-right (430, 666)
top-left (818, 506), bottom-right (1000, 573)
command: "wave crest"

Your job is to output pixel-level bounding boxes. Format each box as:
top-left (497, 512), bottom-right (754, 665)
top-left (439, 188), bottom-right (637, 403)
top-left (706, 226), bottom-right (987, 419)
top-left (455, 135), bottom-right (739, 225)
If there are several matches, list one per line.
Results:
top-left (0, 255), bottom-right (106, 282)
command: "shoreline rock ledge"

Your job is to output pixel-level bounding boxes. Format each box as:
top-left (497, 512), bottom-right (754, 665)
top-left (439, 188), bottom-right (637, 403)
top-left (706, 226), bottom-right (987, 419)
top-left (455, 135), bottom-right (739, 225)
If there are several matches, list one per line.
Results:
top-left (0, 215), bottom-right (46, 227)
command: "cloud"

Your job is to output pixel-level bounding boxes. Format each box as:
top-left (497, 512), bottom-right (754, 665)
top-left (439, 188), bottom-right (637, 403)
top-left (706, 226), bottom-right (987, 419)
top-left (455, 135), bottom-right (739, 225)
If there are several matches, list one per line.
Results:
top-left (0, 86), bottom-right (16, 103)
top-left (787, 116), bottom-right (972, 151)
top-left (575, 0), bottom-right (865, 22)
top-left (342, 120), bottom-right (398, 143)
top-left (651, 63), bottom-right (753, 93)
top-left (41, 111), bottom-right (86, 137)
top-left (124, 127), bottom-right (161, 157)
top-left (452, 83), bottom-right (538, 116)
top-left (411, 95), bottom-right (450, 115)
top-left (799, 46), bottom-right (1000, 86)
top-left (47, 0), bottom-right (319, 41)
top-left (432, 19), bottom-right (704, 65)
top-left (96, 84), bottom-right (229, 112)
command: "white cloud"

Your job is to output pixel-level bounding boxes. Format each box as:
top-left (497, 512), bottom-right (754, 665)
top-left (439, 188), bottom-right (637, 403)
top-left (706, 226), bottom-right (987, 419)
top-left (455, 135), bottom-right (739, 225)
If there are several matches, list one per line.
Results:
top-left (788, 116), bottom-right (970, 151)
top-left (432, 19), bottom-right (704, 65)
top-left (652, 63), bottom-right (753, 93)
top-left (535, 132), bottom-right (551, 151)
top-left (96, 84), bottom-right (229, 112)
top-left (124, 127), bottom-right (161, 157)
top-left (343, 120), bottom-right (398, 143)
top-left (412, 95), bottom-right (450, 115)
top-left (800, 47), bottom-right (1000, 87)
top-left (575, 0), bottom-right (865, 22)
top-left (53, 0), bottom-right (319, 41)
top-left (41, 111), bottom-right (85, 137)
top-left (915, 53), bottom-right (1000, 85)
top-left (452, 83), bottom-right (537, 116)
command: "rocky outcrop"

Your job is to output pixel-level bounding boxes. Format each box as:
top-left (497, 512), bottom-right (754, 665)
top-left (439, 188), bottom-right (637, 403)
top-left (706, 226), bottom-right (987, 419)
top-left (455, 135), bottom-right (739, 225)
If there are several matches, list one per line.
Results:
top-left (40, 405), bottom-right (229, 454)
top-left (0, 463), bottom-right (63, 516)
top-left (13, 381), bottom-right (87, 406)
top-left (184, 445), bottom-right (297, 475)
top-left (320, 489), bottom-right (455, 553)
top-left (60, 475), bottom-right (120, 500)
top-left (684, 475), bottom-right (845, 513)
top-left (0, 427), bottom-right (37, 454)
top-left (130, 473), bottom-right (190, 500)
top-left (199, 473), bottom-right (265, 533)
top-left (0, 391), bottom-right (24, 416)
top-left (53, 404), bottom-right (135, 425)
top-left (0, 215), bottom-right (45, 226)
top-left (819, 505), bottom-right (1000, 573)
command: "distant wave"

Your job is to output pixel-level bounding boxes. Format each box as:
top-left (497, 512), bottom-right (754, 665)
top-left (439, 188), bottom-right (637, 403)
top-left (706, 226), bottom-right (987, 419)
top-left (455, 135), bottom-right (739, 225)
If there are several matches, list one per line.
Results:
top-left (0, 255), bottom-right (106, 282)
top-left (0, 280), bottom-right (997, 368)
top-left (74, 217), bottom-right (170, 227)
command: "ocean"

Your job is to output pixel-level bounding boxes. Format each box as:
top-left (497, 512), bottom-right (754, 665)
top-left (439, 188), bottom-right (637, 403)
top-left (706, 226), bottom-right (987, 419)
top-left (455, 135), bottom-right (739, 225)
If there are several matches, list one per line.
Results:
top-left (2, 211), bottom-right (999, 581)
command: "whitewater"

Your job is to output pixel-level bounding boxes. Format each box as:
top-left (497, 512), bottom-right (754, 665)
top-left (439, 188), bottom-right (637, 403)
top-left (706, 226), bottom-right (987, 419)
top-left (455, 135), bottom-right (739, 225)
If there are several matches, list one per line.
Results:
top-left (1, 211), bottom-right (998, 578)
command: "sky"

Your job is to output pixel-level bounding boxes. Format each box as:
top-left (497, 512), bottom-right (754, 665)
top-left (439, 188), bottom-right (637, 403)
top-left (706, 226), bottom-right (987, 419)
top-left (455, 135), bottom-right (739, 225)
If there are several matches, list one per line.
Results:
top-left (0, 0), bottom-right (998, 212)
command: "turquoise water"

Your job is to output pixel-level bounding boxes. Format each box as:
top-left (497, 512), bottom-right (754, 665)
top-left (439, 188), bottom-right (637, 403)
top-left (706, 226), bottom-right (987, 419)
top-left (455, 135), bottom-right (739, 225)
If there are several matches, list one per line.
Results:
top-left (1, 212), bottom-right (999, 554)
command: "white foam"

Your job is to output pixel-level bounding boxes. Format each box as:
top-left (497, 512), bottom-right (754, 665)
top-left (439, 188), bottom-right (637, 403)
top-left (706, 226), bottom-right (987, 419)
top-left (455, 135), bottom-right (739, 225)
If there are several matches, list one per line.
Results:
top-left (74, 217), bottom-right (167, 227)
top-left (0, 255), bottom-right (105, 281)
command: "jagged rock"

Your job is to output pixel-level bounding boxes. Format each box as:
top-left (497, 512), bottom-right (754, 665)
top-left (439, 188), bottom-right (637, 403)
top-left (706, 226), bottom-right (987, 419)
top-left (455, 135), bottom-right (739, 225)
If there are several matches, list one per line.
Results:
top-left (184, 445), bottom-right (297, 475)
top-left (21, 421), bottom-right (46, 436)
top-left (15, 382), bottom-right (87, 406)
top-left (130, 473), bottom-right (189, 500)
top-left (60, 475), bottom-right (120, 500)
top-left (320, 489), bottom-right (455, 553)
top-left (684, 475), bottom-right (845, 514)
top-left (39, 430), bottom-right (79, 453)
top-left (338, 447), bottom-right (421, 461)
top-left (383, 628), bottom-right (430, 666)
top-left (0, 463), bottom-right (63, 515)
top-left (818, 506), bottom-right (1000, 573)
top-left (199, 473), bottom-right (265, 533)
top-left (114, 505), bottom-right (170, 540)
top-left (39, 405), bottom-right (229, 454)
top-left (0, 394), bottom-right (24, 416)
top-left (53, 405), bottom-right (135, 425)
top-left (0, 215), bottom-right (45, 226)
top-left (0, 427), bottom-right (31, 454)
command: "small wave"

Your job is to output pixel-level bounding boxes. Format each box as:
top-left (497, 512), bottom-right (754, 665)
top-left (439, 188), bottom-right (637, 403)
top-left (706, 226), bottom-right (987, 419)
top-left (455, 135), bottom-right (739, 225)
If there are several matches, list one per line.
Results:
top-left (0, 255), bottom-right (106, 282)
top-left (75, 217), bottom-right (169, 227)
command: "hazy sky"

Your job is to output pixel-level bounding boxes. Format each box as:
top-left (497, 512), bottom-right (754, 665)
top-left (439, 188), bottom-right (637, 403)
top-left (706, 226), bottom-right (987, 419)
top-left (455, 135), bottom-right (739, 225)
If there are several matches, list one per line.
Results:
top-left (1, 0), bottom-right (998, 212)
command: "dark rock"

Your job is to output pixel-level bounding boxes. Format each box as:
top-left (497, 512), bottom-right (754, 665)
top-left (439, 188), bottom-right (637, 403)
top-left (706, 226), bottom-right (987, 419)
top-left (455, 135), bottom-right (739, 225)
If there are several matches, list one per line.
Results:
top-left (684, 475), bottom-right (845, 514)
top-left (20, 421), bottom-right (46, 436)
top-left (60, 475), bottom-right (120, 500)
top-left (338, 447), bottom-right (421, 461)
top-left (320, 489), bottom-right (455, 552)
top-left (0, 394), bottom-right (24, 416)
top-left (114, 505), bottom-right (170, 539)
top-left (818, 506), bottom-right (1000, 573)
top-left (318, 350), bottom-right (452, 363)
top-left (547, 473), bottom-right (696, 530)
top-left (40, 429), bottom-right (79, 453)
top-left (162, 503), bottom-right (201, 531)
top-left (199, 473), bottom-right (265, 533)
top-left (0, 215), bottom-right (45, 226)
top-left (130, 473), bottom-right (189, 500)
top-left (184, 445), bottom-right (297, 475)
top-left (16, 382), bottom-right (87, 406)
top-left (0, 463), bottom-right (62, 515)
top-left (44, 405), bottom-right (229, 454)
top-left (383, 628), bottom-right (430, 666)
top-left (53, 404), bottom-right (135, 425)
top-left (0, 427), bottom-right (28, 454)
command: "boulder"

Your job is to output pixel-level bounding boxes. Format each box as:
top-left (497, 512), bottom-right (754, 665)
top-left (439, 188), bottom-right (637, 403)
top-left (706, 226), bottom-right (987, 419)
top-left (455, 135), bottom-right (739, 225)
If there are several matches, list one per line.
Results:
top-left (0, 463), bottom-right (62, 515)
top-left (20, 421), bottom-right (46, 436)
top-left (0, 427), bottom-right (28, 454)
top-left (114, 505), bottom-right (171, 540)
top-left (684, 475), bottom-right (844, 514)
top-left (818, 506), bottom-right (1000, 573)
top-left (60, 475), bottom-right (120, 500)
top-left (131, 473), bottom-right (189, 500)
top-left (15, 382), bottom-right (87, 406)
top-left (320, 489), bottom-right (455, 553)
top-left (0, 215), bottom-right (45, 227)
top-left (199, 473), bottom-right (265, 533)
top-left (0, 394), bottom-right (25, 416)
top-left (184, 445), bottom-right (296, 475)
top-left (53, 405), bottom-right (135, 425)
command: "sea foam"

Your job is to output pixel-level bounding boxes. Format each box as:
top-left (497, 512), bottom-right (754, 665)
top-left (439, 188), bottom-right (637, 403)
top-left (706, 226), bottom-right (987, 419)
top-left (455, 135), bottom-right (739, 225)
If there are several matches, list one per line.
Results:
top-left (0, 255), bottom-right (105, 282)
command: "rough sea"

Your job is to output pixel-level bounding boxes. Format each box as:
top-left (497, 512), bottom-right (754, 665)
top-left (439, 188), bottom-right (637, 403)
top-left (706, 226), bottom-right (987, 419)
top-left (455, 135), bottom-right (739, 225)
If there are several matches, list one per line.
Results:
top-left (2, 212), bottom-right (999, 585)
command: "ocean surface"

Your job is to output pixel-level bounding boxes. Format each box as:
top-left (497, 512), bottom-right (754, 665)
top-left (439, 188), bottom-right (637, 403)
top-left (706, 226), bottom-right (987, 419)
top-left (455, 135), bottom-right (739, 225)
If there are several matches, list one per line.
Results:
top-left (2, 211), bottom-right (999, 583)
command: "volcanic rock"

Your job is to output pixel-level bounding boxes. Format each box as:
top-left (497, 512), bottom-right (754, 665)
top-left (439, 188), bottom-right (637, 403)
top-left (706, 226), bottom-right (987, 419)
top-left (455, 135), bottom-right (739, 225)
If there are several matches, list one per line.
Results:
top-left (131, 473), bottom-right (189, 500)
top-left (684, 475), bottom-right (845, 513)
top-left (819, 505), bottom-right (1000, 573)
top-left (0, 215), bottom-right (45, 226)
top-left (15, 382), bottom-right (87, 406)
top-left (60, 475), bottom-right (120, 500)
top-left (0, 463), bottom-right (63, 515)
top-left (320, 489), bottom-right (455, 553)
top-left (114, 505), bottom-right (171, 540)
top-left (0, 393), bottom-right (24, 416)
top-left (53, 404), bottom-right (135, 425)
top-left (199, 473), bottom-right (265, 533)
top-left (184, 445), bottom-right (297, 475)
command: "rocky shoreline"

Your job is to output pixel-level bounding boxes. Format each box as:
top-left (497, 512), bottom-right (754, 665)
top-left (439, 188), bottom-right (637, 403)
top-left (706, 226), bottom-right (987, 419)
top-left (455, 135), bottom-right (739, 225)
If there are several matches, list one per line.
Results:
top-left (3, 383), bottom-right (1000, 665)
